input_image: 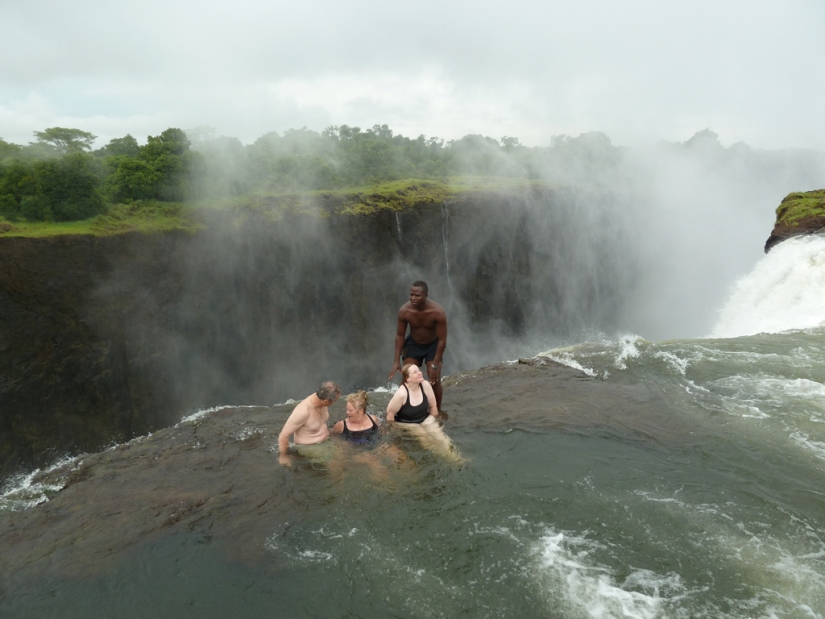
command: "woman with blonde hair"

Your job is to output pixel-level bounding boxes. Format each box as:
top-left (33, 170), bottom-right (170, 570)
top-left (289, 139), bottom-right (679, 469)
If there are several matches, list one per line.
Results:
top-left (332, 390), bottom-right (380, 445)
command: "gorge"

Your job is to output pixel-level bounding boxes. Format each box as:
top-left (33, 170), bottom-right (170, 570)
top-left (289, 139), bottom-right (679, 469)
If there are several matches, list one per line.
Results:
top-left (1, 186), bottom-right (638, 476)
top-left (2, 178), bottom-right (825, 617)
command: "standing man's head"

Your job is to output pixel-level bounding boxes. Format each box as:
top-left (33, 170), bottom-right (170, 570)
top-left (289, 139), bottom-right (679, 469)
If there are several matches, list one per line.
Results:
top-left (409, 280), bottom-right (429, 309)
top-left (316, 381), bottom-right (341, 405)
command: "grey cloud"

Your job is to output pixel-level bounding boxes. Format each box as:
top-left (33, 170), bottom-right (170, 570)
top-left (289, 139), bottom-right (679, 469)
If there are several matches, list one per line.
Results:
top-left (1, 0), bottom-right (824, 148)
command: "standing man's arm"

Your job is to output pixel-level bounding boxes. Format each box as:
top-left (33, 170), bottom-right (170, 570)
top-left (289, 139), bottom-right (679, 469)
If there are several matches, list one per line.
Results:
top-left (423, 381), bottom-right (439, 419)
top-left (278, 407), bottom-right (308, 467)
top-left (428, 310), bottom-right (448, 386)
top-left (388, 311), bottom-right (408, 380)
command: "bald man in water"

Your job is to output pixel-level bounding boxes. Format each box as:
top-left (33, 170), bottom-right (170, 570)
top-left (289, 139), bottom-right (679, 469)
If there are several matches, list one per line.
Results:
top-left (278, 381), bottom-right (341, 467)
top-left (389, 281), bottom-right (448, 413)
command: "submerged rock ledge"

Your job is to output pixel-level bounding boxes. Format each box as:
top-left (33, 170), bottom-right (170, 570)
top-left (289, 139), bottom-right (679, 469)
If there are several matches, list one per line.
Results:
top-left (0, 359), bottom-right (690, 587)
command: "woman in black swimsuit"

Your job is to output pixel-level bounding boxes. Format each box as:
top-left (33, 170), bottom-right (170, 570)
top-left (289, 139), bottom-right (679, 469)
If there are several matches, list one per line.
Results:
top-left (332, 391), bottom-right (380, 445)
top-left (387, 364), bottom-right (461, 461)
top-left (387, 364), bottom-right (438, 424)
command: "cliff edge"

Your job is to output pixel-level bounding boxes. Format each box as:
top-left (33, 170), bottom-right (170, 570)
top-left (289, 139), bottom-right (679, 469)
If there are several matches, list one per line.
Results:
top-left (764, 189), bottom-right (825, 252)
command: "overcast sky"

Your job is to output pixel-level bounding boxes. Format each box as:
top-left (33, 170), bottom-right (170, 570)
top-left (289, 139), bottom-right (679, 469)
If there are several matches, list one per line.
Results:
top-left (2, 0), bottom-right (824, 149)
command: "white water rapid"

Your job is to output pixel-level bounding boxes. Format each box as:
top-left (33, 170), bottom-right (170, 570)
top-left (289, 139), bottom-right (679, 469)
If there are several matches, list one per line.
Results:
top-left (710, 234), bottom-right (825, 338)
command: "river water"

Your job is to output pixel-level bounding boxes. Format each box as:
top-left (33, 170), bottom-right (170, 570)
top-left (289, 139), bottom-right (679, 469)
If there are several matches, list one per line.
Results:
top-left (1, 236), bottom-right (824, 618)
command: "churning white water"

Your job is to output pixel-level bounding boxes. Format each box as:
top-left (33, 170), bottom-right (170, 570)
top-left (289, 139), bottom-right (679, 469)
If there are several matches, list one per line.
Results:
top-left (710, 235), bottom-right (825, 338)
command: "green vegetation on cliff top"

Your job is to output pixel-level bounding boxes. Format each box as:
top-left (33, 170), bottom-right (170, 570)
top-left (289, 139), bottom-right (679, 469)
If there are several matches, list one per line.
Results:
top-left (0, 177), bottom-right (546, 237)
top-left (775, 189), bottom-right (825, 227)
top-left (1, 122), bottom-right (620, 238)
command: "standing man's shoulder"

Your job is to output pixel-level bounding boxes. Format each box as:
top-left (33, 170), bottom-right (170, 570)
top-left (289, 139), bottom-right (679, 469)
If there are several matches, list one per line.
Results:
top-left (398, 301), bottom-right (415, 317)
top-left (427, 299), bottom-right (447, 318)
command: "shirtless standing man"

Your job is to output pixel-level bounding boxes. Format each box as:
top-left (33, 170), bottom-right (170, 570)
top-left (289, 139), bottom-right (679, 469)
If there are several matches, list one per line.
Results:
top-left (278, 381), bottom-right (341, 467)
top-left (389, 281), bottom-right (448, 413)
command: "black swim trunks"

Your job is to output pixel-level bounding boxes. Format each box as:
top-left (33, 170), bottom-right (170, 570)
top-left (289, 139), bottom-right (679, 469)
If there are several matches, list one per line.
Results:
top-left (401, 335), bottom-right (439, 365)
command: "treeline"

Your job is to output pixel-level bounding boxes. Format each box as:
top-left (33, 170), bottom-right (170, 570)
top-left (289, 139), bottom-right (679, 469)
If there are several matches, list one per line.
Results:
top-left (0, 128), bottom-right (200, 222)
top-left (0, 123), bottom-right (624, 222)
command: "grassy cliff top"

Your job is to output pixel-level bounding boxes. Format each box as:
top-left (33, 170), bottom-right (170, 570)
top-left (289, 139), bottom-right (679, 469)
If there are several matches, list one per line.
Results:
top-left (0, 177), bottom-right (547, 238)
top-left (775, 189), bottom-right (825, 227)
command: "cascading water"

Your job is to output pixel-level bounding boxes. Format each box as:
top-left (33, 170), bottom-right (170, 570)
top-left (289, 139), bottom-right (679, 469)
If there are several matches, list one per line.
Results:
top-left (394, 211), bottom-right (403, 248)
top-left (440, 201), bottom-right (454, 297)
top-left (710, 234), bottom-right (825, 338)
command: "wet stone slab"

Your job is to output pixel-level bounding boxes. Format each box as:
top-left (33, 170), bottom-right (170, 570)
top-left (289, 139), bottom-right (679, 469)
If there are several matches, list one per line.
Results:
top-left (0, 361), bottom-right (688, 589)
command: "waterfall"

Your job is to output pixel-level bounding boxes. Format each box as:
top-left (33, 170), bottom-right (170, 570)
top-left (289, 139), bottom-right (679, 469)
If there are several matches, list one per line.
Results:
top-left (441, 201), bottom-right (454, 298)
top-left (709, 234), bottom-right (825, 338)
top-left (394, 211), bottom-right (402, 249)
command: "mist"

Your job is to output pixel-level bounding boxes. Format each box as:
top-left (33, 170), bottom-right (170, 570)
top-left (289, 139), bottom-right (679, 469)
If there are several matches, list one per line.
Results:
top-left (73, 126), bottom-right (820, 411)
top-left (190, 125), bottom-right (825, 338)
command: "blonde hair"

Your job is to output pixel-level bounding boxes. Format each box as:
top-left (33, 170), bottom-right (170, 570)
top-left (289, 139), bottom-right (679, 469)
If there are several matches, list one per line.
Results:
top-left (346, 390), bottom-right (369, 412)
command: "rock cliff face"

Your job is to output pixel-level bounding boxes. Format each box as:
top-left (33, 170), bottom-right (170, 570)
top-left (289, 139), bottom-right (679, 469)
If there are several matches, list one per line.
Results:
top-left (764, 189), bottom-right (825, 252)
top-left (0, 188), bottom-right (636, 476)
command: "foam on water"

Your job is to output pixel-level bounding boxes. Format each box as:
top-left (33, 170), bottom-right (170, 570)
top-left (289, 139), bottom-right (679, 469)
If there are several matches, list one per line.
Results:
top-left (631, 488), bottom-right (825, 619)
top-left (0, 455), bottom-right (81, 512)
top-left (533, 531), bottom-right (683, 619)
top-left (536, 344), bottom-right (601, 376)
top-left (178, 403), bottom-right (265, 424)
top-left (720, 376), bottom-right (825, 406)
top-left (791, 432), bottom-right (825, 461)
top-left (538, 333), bottom-right (652, 379)
top-left (614, 334), bottom-right (643, 370)
top-left (653, 350), bottom-right (690, 375)
top-left (711, 235), bottom-right (825, 338)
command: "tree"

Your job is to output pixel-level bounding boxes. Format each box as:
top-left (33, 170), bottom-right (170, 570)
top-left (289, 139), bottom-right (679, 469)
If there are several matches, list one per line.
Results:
top-left (105, 156), bottom-right (158, 202)
top-left (0, 138), bottom-right (22, 161)
top-left (0, 159), bottom-right (37, 219)
top-left (269, 154), bottom-right (338, 191)
top-left (32, 127), bottom-right (97, 154)
top-left (104, 128), bottom-right (201, 203)
top-left (98, 134), bottom-right (140, 158)
top-left (500, 136), bottom-right (521, 151)
top-left (449, 134), bottom-right (505, 175)
top-left (0, 154), bottom-right (105, 221)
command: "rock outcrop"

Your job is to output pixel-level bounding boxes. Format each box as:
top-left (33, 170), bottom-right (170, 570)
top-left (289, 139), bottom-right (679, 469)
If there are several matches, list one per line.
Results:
top-left (764, 189), bottom-right (825, 252)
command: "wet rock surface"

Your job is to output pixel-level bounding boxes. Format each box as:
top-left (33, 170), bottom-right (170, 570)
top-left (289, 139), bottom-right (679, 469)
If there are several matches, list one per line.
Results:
top-left (0, 360), bottom-right (689, 589)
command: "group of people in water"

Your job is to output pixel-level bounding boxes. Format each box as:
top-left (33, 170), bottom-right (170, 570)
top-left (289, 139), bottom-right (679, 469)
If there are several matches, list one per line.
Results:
top-left (277, 281), bottom-right (457, 467)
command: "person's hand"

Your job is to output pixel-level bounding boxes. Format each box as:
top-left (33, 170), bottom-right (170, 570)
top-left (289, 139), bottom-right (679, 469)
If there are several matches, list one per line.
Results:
top-left (428, 361), bottom-right (442, 386)
top-left (279, 451), bottom-right (293, 468)
top-left (389, 361), bottom-right (401, 380)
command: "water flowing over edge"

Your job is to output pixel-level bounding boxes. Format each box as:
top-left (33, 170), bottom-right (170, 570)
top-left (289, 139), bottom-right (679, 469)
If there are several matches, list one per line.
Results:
top-left (709, 235), bottom-right (825, 339)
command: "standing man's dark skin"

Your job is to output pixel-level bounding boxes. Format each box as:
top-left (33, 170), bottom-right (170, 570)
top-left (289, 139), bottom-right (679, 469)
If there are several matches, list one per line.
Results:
top-left (389, 281), bottom-right (448, 413)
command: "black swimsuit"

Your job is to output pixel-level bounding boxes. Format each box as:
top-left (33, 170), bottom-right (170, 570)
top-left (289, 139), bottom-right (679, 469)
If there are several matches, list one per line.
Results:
top-left (395, 385), bottom-right (429, 424)
top-left (342, 415), bottom-right (379, 445)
